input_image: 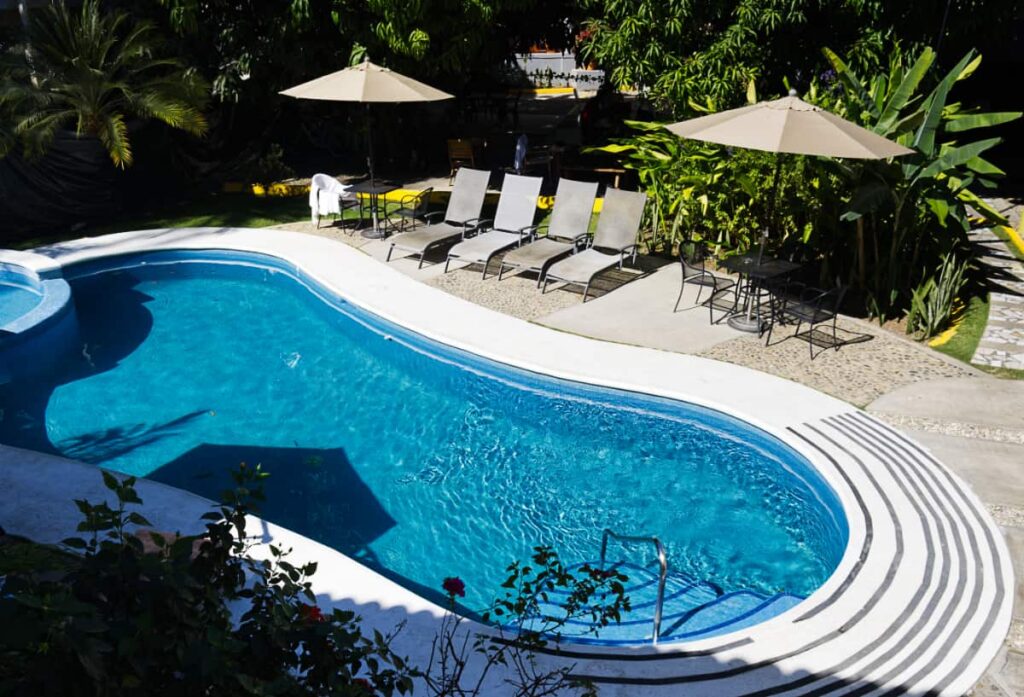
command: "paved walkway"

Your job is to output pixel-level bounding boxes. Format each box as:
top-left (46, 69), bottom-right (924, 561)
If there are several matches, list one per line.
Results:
top-left (970, 226), bottom-right (1024, 370)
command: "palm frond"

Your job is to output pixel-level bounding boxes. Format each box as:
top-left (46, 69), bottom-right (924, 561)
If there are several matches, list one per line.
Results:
top-left (96, 113), bottom-right (132, 168)
top-left (3, 0), bottom-right (208, 167)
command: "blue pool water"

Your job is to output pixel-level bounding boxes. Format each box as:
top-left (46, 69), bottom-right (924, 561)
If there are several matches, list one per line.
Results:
top-left (0, 282), bottom-right (42, 326)
top-left (0, 252), bottom-right (848, 640)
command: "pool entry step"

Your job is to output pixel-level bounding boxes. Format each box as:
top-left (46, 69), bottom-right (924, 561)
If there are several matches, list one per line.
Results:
top-left (530, 561), bottom-right (805, 645)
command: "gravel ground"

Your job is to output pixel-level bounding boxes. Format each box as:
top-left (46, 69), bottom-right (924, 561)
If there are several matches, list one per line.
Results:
top-left (424, 267), bottom-right (580, 321)
top-left (273, 220), bottom-right (368, 247)
top-left (869, 413), bottom-right (1024, 445)
top-left (697, 319), bottom-right (976, 407)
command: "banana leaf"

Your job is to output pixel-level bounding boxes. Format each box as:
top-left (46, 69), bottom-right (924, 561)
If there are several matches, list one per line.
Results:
top-left (945, 111), bottom-right (1022, 132)
top-left (914, 51), bottom-right (975, 155)
top-left (918, 137), bottom-right (1001, 178)
top-left (876, 49), bottom-right (934, 134)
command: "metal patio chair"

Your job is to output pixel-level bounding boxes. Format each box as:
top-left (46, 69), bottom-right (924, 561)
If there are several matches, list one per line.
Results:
top-left (765, 283), bottom-right (849, 359)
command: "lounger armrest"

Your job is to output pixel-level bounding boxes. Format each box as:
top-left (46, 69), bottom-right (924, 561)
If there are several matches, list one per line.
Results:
top-left (518, 224), bottom-right (540, 243)
top-left (460, 217), bottom-right (489, 238)
top-left (423, 211), bottom-right (446, 224)
top-left (618, 243), bottom-right (639, 268)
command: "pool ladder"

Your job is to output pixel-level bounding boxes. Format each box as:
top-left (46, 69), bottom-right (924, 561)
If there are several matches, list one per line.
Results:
top-left (600, 528), bottom-right (667, 644)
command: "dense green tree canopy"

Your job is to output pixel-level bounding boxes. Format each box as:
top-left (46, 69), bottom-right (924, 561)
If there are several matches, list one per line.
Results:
top-left (578, 0), bottom-right (1022, 114)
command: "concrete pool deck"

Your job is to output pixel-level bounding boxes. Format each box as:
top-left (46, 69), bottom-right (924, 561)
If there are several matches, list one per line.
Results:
top-left (0, 226), bottom-right (1018, 695)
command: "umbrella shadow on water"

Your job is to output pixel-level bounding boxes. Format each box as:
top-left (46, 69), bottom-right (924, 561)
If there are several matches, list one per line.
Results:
top-left (149, 443), bottom-right (396, 563)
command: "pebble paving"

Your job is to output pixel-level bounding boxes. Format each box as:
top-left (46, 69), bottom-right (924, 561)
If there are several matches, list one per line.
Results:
top-left (970, 213), bottom-right (1024, 371)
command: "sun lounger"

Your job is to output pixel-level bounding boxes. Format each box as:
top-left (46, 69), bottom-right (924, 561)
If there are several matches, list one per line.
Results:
top-left (496, 178), bottom-right (598, 285)
top-left (444, 173), bottom-right (543, 278)
top-left (542, 187), bottom-right (647, 301)
top-left (386, 168), bottom-right (490, 268)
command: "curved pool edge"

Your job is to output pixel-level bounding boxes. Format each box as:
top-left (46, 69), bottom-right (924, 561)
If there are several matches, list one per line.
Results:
top-left (0, 252), bottom-right (77, 382)
top-left (0, 228), bottom-right (1013, 696)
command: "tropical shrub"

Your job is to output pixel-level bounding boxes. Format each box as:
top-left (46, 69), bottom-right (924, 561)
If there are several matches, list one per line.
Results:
top-left (0, 466), bottom-right (631, 696)
top-left (906, 249), bottom-right (971, 339)
top-left (821, 46), bottom-right (1020, 322)
top-left (587, 110), bottom-right (846, 262)
top-left (424, 549), bottom-right (629, 696)
top-left (0, 0), bottom-right (208, 168)
top-left (0, 466), bottom-right (414, 696)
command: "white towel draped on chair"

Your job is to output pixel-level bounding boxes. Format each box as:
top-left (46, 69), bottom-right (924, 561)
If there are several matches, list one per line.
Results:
top-left (310, 173), bottom-right (354, 223)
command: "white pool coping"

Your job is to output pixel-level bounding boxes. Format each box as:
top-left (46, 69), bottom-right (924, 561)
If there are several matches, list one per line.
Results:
top-left (0, 227), bottom-right (1013, 696)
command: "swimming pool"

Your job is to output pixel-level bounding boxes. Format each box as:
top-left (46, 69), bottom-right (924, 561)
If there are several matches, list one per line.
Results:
top-left (0, 250), bottom-right (848, 643)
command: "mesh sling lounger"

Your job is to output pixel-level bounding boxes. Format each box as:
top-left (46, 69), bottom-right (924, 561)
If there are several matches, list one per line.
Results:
top-left (542, 187), bottom-right (647, 302)
top-left (386, 167), bottom-right (490, 269)
top-left (496, 178), bottom-right (599, 286)
top-left (444, 173), bottom-right (543, 279)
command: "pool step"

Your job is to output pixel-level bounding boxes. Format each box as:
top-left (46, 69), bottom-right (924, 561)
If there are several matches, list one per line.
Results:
top-left (522, 561), bottom-right (804, 645)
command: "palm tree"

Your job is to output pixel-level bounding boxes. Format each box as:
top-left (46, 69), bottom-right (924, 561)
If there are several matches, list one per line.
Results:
top-left (0, 0), bottom-right (208, 168)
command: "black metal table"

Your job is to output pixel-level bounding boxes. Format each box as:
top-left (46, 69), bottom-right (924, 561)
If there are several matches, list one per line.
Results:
top-left (720, 253), bottom-right (801, 333)
top-left (349, 181), bottom-right (399, 239)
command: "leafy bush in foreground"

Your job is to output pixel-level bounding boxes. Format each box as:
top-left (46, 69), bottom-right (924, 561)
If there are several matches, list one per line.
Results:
top-left (0, 466), bottom-right (412, 696)
top-left (0, 467), bottom-right (631, 696)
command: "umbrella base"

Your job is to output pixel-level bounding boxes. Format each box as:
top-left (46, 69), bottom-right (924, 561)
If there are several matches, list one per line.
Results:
top-left (360, 227), bottom-right (388, 240)
top-left (727, 314), bottom-right (763, 333)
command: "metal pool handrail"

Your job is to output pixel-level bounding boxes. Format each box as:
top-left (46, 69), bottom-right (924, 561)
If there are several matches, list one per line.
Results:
top-left (600, 528), bottom-right (667, 644)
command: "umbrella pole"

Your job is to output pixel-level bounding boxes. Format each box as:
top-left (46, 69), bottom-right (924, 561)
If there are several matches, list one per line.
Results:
top-left (759, 156), bottom-right (784, 265)
top-left (366, 103), bottom-right (379, 235)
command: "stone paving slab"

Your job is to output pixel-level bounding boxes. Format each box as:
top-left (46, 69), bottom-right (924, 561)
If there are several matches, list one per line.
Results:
top-left (970, 225), bottom-right (1024, 370)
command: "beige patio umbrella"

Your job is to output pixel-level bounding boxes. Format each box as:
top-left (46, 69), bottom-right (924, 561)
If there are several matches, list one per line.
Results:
top-left (666, 89), bottom-right (914, 263)
top-left (280, 59), bottom-right (454, 235)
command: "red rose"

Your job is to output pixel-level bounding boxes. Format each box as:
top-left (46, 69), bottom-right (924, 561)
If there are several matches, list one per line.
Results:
top-left (353, 678), bottom-right (373, 693)
top-left (298, 603), bottom-right (325, 623)
top-left (442, 576), bottom-right (466, 598)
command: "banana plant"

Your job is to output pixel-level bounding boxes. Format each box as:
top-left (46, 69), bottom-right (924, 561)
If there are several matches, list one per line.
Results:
top-left (821, 46), bottom-right (1020, 322)
top-left (585, 120), bottom-right (739, 250)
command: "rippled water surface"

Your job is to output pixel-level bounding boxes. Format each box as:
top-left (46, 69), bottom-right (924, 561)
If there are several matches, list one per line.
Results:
top-left (0, 254), bottom-right (847, 613)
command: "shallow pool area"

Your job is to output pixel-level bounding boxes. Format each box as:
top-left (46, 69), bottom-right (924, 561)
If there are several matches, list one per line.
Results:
top-left (0, 263), bottom-right (44, 327)
top-left (0, 250), bottom-right (847, 642)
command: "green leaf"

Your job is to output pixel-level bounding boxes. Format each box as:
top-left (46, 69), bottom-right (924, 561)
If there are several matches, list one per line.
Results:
top-left (101, 471), bottom-right (119, 492)
top-left (945, 111), bottom-right (1022, 132)
top-left (823, 47), bottom-right (877, 119)
top-left (914, 51), bottom-right (976, 155)
top-left (919, 138), bottom-right (1001, 178)
top-left (925, 197), bottom-right (950, 226)
top-left (840, 181), bottom-right (891, 221)
top-left (957, 54), bottom-right (982, 81)
top-left (876, 48), bottom-right (934, 134)
top-left (964, 156), bottom-right (1005, 176)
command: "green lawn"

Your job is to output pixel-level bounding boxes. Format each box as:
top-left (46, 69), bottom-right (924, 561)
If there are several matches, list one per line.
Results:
top-left (932, 294), bottom-right (989, 365)
top-left (931, 293), bottom-right (1024, 379)
top-left (13, 193), bottom-right (314, 250)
